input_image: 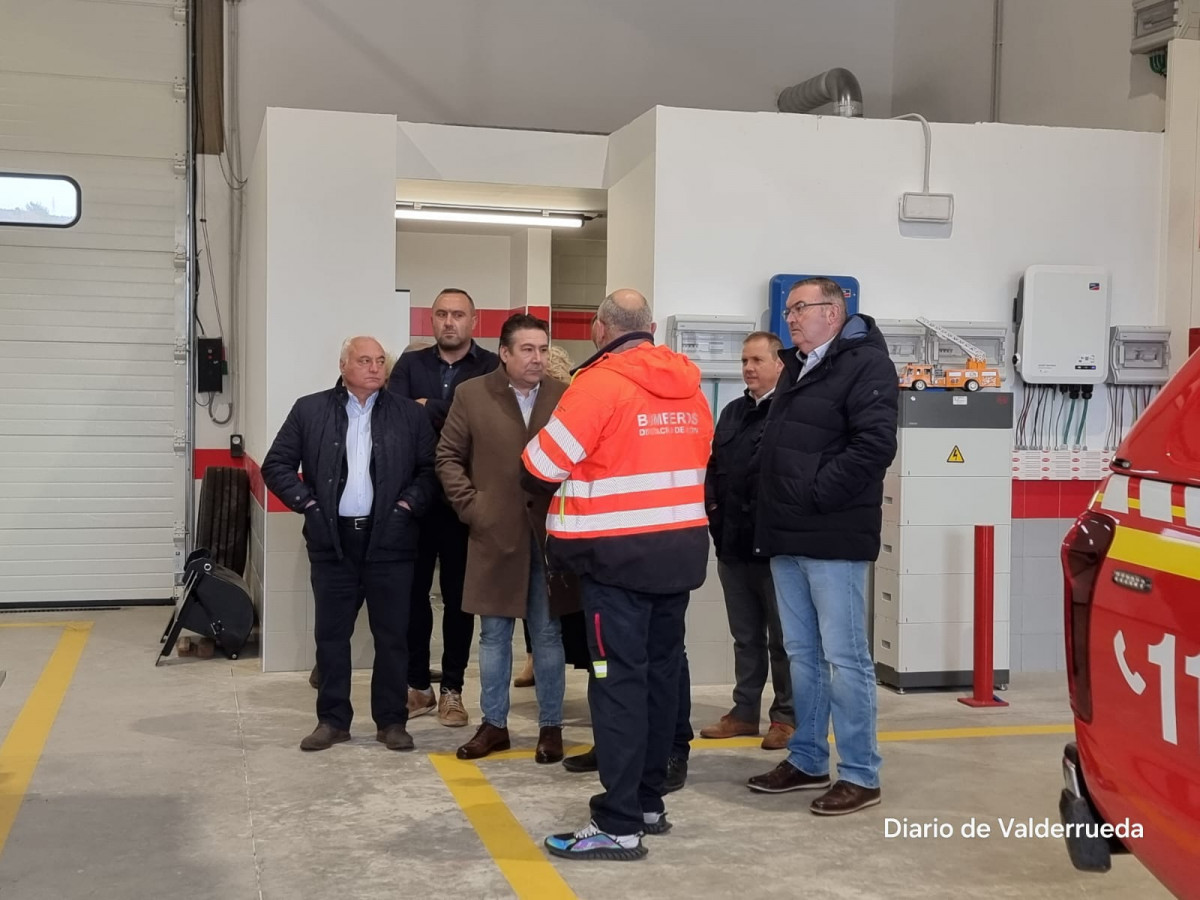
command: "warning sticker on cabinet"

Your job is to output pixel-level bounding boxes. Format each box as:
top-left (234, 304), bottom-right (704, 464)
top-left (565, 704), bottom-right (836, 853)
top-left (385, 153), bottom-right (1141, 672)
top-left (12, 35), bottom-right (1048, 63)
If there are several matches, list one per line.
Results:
top-left (947, 445), bottom-right (965, 463)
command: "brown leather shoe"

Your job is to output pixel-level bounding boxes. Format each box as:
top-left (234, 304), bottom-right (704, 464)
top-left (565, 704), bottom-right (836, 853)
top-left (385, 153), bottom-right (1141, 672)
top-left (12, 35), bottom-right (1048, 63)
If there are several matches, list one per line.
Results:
top-left (376, 724), bottom-right (414, 751)
top-left (811, 780), bottom-right (882, 816)
top-left (299, 723), bottom-right (351, 752)
top-left (761, 721), bottom-right (795, 750)
top-left (747, 760), bottom-right (830, 793)
top-left (407, 687), bottom-right (436, 718)
top-left (535, 726), bottom-right (564, 764)
top-left (514, 654), bottom-right (535, 688)
top-left (456, 722), bottom-right (511, 760)
top-left (700, 714), bottom-right (760, 739)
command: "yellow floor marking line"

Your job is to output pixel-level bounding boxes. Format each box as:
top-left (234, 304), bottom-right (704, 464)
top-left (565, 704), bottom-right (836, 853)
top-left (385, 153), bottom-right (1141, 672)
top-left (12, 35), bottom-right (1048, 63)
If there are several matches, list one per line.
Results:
top-left (429, 753), bottom-right (578, 900)
top-left (0, 622), bottom-right (93, 854)
top-left (0, 621), bottom-right (93, 630)
top-left (475, 723), bottom-right (1077, 761)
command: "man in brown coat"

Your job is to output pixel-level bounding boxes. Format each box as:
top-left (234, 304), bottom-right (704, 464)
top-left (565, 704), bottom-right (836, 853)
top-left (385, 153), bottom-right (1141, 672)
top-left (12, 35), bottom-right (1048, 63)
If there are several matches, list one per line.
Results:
top-left (435, 313), bottom-right (575, 763)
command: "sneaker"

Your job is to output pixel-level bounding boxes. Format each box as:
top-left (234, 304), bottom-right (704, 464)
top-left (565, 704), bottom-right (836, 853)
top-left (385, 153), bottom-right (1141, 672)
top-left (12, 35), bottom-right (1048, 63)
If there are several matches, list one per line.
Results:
top-left (664, 755), bottom-right (687, 793)
top-left (407, 687), bottom-right (436, 718)
top-left (544, 820), bottom-right (647, 861)
top-left (438, 688), bottom-right (469, 727)
top-left (642, 811), bottom-right (671, 835)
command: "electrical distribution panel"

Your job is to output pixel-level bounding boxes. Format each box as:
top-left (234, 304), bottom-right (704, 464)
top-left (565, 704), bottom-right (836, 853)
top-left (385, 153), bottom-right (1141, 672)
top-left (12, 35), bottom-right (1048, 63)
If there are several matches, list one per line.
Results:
top-left (1013, 265), bottom-right (1111, 385)
top-left (1131, 0), bottom-right (1200, 54)
top-left (879, 319), bottom-right (1009, 379)
top-left (1108, 325), bottom-right (1171, 384)
top-left (666, 315), bottom-right (758, 379)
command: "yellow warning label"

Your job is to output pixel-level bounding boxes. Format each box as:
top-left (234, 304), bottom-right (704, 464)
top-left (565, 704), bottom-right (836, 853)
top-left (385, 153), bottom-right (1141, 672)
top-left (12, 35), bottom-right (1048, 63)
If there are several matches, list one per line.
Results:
top-left (947, 445), bottom-right (965, 463)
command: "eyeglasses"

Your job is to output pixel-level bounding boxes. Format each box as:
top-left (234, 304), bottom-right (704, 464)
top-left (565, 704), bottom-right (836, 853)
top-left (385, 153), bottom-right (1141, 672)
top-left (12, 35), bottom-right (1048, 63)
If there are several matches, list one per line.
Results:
top-left (782, 301), bottom-right (834, 320)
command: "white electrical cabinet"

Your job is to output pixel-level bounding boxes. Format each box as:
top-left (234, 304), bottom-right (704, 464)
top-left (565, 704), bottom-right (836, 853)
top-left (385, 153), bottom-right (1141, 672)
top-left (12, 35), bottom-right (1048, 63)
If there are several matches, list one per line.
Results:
top-left (1108, 325), bottom-right (1172, 385)
top-left (666, 315), bottom-right (758, 378)
top-left (874, 392), bottom-right (1013, 691)
top-left (1014, 265), bottom-right (1111, 385)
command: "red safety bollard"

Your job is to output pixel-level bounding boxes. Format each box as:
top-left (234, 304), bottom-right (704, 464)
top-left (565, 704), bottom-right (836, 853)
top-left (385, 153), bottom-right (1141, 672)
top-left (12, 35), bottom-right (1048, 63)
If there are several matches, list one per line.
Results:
top-left (959, 524), bottom-right (1009, 708)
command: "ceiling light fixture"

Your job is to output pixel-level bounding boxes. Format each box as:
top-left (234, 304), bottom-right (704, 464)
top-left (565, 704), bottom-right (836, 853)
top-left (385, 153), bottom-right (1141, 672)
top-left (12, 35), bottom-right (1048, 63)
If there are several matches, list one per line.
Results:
top-left (395, 203), bottom-right (586, 229)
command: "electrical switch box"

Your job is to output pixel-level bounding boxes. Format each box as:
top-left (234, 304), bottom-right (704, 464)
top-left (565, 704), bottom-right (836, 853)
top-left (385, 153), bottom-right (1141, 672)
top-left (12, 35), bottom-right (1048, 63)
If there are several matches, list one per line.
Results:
top-left (666, 315), bottom-right (758, 379)
top-left (196, 337), bottom-right (224, 394)
top-left (1108, 325), bottom-right (1171, 384)
top-left (1013, 265), bottom-right (1111, 385)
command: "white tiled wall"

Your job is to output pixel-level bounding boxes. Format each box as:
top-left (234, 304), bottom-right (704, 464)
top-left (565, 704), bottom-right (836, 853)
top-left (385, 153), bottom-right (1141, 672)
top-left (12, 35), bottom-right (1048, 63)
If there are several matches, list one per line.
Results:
top-left (1009, 518), bottom-right (1073, 673)
top-left (551, 238), bottom-right (606, 308)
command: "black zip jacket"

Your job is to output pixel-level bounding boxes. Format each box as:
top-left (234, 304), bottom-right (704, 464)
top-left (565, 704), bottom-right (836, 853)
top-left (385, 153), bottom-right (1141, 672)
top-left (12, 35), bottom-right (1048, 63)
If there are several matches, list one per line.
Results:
top-left (754, 314), bottom-right (899, 561)
top-left (387, 341), bottom-right (499, 434)
top-left (705, 389), bottom-right (773, 561)
top-left (261, 382), bottom-right (438, 563)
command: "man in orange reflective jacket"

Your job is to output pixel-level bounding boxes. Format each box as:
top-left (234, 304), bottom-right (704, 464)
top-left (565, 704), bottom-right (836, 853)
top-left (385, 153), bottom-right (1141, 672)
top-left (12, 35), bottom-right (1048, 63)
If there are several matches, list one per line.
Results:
top-left (523, 289), bottom-right (713, 861)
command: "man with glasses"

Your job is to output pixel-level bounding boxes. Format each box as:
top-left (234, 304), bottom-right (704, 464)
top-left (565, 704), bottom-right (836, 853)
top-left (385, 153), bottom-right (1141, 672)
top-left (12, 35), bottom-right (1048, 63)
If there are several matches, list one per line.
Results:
top-left (746, 277), bottom-right (898, 816)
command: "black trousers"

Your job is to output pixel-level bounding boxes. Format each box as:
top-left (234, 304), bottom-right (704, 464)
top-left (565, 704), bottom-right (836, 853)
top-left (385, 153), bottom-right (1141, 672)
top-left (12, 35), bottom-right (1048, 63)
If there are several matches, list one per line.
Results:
top-left (310, 523), bottom-right (413, 732)
top-left (407, 501), bottom-right (473, 692)
top-left (581, 576), bottom-right (688, 836)
top-left (718, 558), bottom-right (794, 726)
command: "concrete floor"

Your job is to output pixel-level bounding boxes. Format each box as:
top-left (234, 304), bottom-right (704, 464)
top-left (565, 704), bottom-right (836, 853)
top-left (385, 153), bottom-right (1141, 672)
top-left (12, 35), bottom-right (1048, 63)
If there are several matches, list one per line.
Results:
top-left (0, 608), bottom-right (1172, 900)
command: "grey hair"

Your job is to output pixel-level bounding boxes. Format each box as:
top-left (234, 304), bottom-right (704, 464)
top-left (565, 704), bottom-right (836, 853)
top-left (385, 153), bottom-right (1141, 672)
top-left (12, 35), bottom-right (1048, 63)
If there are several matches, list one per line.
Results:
top-left (339, 335), bottom-right (385, 365)
top-left (597, 290), bottom-right (653, 336)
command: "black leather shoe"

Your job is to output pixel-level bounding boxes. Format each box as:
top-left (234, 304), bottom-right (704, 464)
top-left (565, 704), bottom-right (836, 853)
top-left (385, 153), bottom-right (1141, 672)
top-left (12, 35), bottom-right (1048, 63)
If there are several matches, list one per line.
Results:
top-left (562, 747), bottom-right (598, 773)
top-left (810, 780), bottom-right (882, 816)
top-left (664, 755), bottom-right (688, 793)
top-left (299, 723), bottom-right (350, 752)
top-left (376, 724), bottom-right (414, 752)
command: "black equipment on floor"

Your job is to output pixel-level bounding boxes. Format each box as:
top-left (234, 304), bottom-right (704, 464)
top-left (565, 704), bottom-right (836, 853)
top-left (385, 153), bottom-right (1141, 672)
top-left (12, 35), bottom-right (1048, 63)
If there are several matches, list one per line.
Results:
top-left (156, 549), bottom-right (256, 664)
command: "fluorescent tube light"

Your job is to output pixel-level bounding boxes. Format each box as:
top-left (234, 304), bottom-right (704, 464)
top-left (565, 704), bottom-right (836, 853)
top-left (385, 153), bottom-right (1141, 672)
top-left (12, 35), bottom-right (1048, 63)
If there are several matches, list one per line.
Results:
top-left (395, 207), bottom-right (584, 228)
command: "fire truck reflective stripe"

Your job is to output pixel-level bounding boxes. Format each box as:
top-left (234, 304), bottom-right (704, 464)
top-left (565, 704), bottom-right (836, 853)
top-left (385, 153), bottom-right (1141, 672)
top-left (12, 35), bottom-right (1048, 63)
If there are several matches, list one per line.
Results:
top-left (1186, 486), bottom-right (1200, 528)
top-left (544, 416), bottom-right (586, 464)
top-left (1100, 474), bottom-right (1130, 513)
top-left (1139, 479), bottom-right (1174, 523)
top-left (1108, 526), bottom-right (1200, 583)
top-left (548, 502), bottom-right (707, 534)
top-left (525, 439), bottom-right (570, 482)
top-left (557, 468), bottom-right (706, 499)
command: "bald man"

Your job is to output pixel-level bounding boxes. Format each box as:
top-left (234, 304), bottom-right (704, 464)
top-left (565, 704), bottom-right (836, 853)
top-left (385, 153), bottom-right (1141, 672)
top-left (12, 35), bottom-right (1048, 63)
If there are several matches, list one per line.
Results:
top-left (263, 336), bottom-right (438, 752)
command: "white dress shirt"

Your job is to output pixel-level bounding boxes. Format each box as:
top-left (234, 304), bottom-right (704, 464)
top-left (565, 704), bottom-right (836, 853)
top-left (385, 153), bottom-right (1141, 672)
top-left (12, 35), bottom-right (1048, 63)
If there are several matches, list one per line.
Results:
top-left (797, 335), bottom-right (836, 382)
top-left (339, 391), bottom-right (377, 517)
top-left (510, 381), bottom-right (540, 427)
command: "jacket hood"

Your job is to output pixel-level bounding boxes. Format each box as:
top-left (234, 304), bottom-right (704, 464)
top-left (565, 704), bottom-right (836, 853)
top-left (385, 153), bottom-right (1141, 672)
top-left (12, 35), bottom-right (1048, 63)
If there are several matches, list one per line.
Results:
top-left (779, 313), bottom-right (889, 372)
top-left (592, 341), bottom-right (703, 400)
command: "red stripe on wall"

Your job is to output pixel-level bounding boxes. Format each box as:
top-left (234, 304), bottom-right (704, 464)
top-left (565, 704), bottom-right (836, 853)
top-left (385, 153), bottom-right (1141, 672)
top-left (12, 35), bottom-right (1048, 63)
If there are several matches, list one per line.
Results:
top-left (1190, 327), bottom-right (1200, 357)
top-left (410, 305), bottom-right (558, 339)
top-left (1010, 479), bottom-right (1101, 520)
top-left (194, 448), bottom-right (244, 477)
top-left (551, 310), bottom-right (594, 341)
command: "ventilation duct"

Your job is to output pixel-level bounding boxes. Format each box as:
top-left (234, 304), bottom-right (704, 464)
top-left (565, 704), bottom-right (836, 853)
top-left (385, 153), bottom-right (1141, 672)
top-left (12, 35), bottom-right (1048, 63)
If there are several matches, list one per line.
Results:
top-left (777, 67), bottom-right (863, 117)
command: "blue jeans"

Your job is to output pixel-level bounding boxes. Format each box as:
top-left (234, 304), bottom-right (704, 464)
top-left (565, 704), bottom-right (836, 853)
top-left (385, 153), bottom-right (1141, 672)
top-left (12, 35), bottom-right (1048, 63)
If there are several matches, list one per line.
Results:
top-left (770, 556), bottom-right (881, 789)
top-left (477, 545), bottom-right (564, 728)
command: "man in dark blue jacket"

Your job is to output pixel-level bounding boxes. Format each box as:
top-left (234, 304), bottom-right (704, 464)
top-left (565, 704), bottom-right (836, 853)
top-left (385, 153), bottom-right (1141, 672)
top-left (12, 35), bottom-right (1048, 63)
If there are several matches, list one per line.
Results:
top-left (700, 331), bottom-right (794, 750)
top-left (747, 278), bottom-right (898, 816)
top-left (388, 289), bottom-right (499, 727)
top-left (263, 335), bottom-right (437, 752)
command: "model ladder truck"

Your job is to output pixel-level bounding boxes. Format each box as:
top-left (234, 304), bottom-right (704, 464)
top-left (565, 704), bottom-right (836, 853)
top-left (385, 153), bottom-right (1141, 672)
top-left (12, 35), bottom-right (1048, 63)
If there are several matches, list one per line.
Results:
top-left (897, 317), bottom-right (1003, 392)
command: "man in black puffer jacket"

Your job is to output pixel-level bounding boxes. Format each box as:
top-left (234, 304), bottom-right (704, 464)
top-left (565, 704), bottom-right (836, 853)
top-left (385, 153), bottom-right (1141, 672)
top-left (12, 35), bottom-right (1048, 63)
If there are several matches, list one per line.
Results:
top-left (263, 335), bottom-right (437, 753)
top-left (746, 278), bottom-right (898, 817)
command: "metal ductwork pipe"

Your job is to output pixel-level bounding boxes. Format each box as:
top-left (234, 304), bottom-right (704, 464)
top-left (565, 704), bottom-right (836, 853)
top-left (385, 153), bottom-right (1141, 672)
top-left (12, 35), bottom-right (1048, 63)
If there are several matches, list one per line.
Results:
top-left (777, 67), bottom-right (863, 117)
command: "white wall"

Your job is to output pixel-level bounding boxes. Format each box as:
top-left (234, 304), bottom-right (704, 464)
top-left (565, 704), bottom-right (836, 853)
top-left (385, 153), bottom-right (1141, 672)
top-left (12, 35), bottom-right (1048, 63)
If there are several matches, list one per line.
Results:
top-left (891, 0), bottom-right (1167, 131)
top-left (552, 239), bottom-right (607, 308)
top-left (396, 231), bottom-right (512, 312)
top-left (236, 0), bottom-right (896, 149)
top-left (510, 228), bottom-right (552, 311)
top-left (650, 107), bottom-right (1161, 329)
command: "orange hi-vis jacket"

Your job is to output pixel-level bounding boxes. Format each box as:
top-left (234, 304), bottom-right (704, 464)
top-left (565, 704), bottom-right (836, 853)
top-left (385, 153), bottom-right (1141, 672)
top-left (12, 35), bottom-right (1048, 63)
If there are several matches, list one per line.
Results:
top-left (522, 339), bottom-right (714, 594)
